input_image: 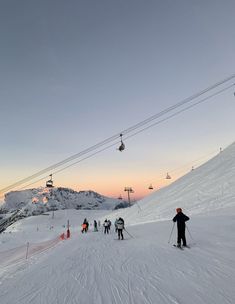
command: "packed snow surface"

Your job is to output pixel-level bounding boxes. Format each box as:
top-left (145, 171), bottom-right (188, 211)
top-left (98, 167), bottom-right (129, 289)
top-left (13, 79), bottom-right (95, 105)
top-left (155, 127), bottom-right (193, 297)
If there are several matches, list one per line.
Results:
top-left (0, 142), bottom-right (235, 303)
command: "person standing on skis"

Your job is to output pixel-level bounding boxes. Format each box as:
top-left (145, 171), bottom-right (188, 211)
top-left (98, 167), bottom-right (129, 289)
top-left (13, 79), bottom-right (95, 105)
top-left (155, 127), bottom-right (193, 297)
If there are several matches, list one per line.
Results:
top-left (116, 217), bottom-right (125, 240)
top-left (172, 208), bottom-right (189, 247)
top-left (103, 219), bottom-right (109, 234)
top-left (94, 220), bottom-right (98, 232)
top-left (114, 218), bottom-right (118, 233)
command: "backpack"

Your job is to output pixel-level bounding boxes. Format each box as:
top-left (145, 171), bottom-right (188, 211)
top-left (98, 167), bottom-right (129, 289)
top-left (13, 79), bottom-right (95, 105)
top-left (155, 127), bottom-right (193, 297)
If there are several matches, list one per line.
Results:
top-left (116, 220), bottom-right (124, 229)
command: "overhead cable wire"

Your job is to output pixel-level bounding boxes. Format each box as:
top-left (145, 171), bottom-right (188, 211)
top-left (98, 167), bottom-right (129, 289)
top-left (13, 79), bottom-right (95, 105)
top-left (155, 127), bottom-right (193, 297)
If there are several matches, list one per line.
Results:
top-left (14, 83), bottom-right (233, 192)
top-left (154, 145), bottom-right (227, 185)
top-left (120, 74), bottom-right (235, 136)
top-left (0, 75), bottom-right (234, 195)
top-left (16, 140), bottom-right (120, 191)
top-left (122, 83), bottom-right (234, 142)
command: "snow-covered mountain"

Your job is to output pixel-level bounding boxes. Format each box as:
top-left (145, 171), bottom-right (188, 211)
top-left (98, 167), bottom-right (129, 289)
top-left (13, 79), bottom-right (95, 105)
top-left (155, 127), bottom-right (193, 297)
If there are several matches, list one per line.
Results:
top-left (2, 187), bottom-right (128, 216)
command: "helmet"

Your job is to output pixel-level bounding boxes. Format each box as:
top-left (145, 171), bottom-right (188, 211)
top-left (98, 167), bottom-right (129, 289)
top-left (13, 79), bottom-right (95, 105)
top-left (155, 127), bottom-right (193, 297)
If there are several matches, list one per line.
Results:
top-left (176, 208), bottom-right (182, 213)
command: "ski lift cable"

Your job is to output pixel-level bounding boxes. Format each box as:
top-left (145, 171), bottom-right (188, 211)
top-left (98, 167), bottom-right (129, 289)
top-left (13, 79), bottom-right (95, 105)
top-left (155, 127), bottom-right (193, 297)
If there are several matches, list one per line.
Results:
top-left (16, 84), bottom-right (231, 192)
top-left (154, 149), bottom-right (222, 183)
top-left (120, 75), bottom-right (235, 136)
top-left (169, 150), bottom-right (219, 175)
top-left (7, 140), bottom-right (234, 195)
top-left (46, 83), bottom-right (234, 179)
top-left (0, 76), bottom-right (234, 194)
top-left (17, 140), bottom-right (121, 191)
top-left (122, 83), bottom-right (234, 143)
top-left (0, 135), bottom-right (121, 193)
top-left (1, 81), bottom-right (234, 194)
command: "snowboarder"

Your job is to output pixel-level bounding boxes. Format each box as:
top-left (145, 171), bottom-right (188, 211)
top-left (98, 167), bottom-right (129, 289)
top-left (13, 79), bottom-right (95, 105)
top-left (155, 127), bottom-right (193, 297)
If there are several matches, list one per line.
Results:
top-left (116, 217), bottom-right (125, 240)
top-left (172, 208), bottom-right (189, 247)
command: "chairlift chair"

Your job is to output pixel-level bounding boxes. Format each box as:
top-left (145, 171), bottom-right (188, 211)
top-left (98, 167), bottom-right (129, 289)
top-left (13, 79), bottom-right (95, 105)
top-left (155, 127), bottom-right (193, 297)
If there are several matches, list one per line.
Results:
top-left (148, 184), bottom-right (153, 190)
top-left (46, 174), bottom-right (54, 188)
top-left (166, 173), bottom-right (171, 179)
top-left (118, 134), bottom-right (125, 152)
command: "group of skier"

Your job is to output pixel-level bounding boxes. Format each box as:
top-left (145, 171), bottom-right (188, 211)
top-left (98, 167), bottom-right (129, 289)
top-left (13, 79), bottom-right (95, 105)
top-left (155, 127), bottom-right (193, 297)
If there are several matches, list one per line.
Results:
top-left (102, 218), bottom-right (125, 240)
top-left (80, 208), bottom-right (189, 246)
top-left (80, 217), bottom-right (125, 240)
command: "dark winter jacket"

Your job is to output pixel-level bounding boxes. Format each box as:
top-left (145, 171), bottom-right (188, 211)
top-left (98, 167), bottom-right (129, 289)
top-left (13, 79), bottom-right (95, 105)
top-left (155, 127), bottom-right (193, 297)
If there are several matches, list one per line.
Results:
top-left (172, 212), bottom-right (189, 229)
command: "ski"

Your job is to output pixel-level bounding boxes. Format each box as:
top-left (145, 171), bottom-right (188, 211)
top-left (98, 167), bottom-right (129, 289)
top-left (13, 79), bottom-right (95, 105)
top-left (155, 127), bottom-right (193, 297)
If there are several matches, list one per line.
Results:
top-left (173, 244), bottom-right (184, 250)
top-left (173, 244), bottom-right (191, 249)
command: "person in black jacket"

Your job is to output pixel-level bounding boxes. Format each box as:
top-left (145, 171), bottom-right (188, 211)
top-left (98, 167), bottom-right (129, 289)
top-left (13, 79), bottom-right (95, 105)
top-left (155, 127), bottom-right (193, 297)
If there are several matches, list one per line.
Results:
top-left (172, 208), bottom-right (189, 247)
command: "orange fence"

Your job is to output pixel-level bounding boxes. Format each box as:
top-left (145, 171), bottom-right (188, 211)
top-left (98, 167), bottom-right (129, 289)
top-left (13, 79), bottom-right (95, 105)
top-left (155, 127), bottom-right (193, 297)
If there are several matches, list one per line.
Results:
top-left (0, 230), bottom-right (71, 269)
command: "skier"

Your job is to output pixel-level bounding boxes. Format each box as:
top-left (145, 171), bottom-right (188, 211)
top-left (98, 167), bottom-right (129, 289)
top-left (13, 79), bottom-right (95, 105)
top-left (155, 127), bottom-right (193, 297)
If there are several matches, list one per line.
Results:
top-left (94, 220), bottom-right (98, 232)
top-left (172, 208), bottom-right (190, 248)
top-left (107, 220), bottom-right (112, 232)
top-left (82, 218), bottom-right (89, 233)
top-left (114, 218), bottom-right (118, 233)
top-left (81, 223), bottom-right (87, 233)
top-left (116, 217), bottom-right (125, 240)
top-left (103, 219), bottom-right (109, 234)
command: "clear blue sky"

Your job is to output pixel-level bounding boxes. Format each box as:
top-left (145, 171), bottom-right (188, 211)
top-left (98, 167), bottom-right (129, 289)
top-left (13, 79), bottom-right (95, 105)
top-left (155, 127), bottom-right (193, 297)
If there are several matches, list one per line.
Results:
top-left (0, 0), bottom-right (235, 200)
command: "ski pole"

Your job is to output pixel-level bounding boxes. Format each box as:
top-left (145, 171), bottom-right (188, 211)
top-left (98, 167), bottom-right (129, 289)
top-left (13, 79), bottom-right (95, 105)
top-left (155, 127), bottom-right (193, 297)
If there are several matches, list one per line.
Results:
top-left (26, 242), bottom-right (30, 259)
top-left (124, 228), bottom-right (134, 238)
top-left (168, 222), bottom-right (175, 243)
top-left (186, 225), bottom-right (196, 244)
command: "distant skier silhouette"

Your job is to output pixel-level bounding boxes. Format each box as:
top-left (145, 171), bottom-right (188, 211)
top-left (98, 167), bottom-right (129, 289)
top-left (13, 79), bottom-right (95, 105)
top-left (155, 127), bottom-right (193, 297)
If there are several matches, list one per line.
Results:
top-left (172, 208), bottom-right (189, 247)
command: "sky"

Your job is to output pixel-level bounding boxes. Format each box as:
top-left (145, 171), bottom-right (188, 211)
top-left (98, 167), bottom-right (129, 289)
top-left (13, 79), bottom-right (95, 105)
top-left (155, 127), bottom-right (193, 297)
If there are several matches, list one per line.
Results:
top-left (0, 0), bottom-right (235, 200)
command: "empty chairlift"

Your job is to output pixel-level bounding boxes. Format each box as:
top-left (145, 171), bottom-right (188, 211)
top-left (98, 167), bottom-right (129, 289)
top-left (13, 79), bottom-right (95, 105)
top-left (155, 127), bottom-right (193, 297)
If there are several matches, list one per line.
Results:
top-left (166, 173), bottom-right (171, 179)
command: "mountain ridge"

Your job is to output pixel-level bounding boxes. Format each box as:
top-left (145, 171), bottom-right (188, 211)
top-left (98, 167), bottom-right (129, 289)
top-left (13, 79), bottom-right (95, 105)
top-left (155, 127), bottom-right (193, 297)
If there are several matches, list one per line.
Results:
top-left (1, 187), bottom-right (128, 216)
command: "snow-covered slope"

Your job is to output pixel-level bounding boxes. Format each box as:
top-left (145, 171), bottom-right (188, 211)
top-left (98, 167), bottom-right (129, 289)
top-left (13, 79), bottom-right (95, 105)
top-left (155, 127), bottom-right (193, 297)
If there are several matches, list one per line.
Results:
top-left (110, 141), bottom-right (235, 225)
top-left (1, 208), bottom-right (235, 304)
top-left (2, 187), bottom-right (128, 216)
top-left (1, 142), bottom-right (235, 304)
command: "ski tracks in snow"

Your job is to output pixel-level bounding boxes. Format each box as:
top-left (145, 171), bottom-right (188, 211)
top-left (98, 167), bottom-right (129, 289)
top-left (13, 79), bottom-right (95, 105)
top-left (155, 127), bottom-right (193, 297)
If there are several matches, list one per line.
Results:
top-left (1, 218), bottom-right (235, 304)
